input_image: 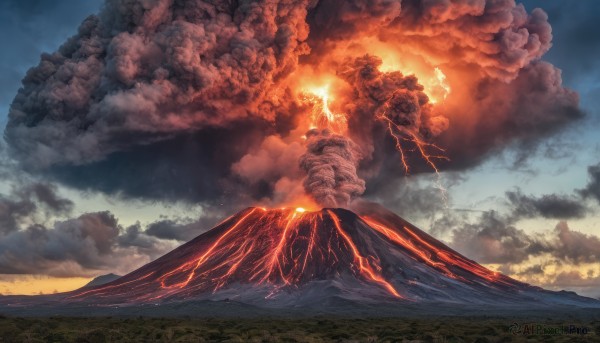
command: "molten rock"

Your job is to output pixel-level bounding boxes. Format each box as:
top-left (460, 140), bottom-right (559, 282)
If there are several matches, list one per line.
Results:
top-left (62, 206), bottom-right (595, 307)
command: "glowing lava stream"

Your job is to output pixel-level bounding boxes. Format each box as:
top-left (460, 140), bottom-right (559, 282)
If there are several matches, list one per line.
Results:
top-left (158, 208), bottom-right (260, 289)
top-left (360, 216), bottom-right (459, 280)
top-left (68, 272), bottom-right (155, 299)
top-left (361, 216), bottom-right (510, 286)
top-left (67, 207), bottom-right (525, 303)
top-left (402, 226), bottom-right (509, 285)
top-left (149, 208), bottom-right (404, 299)
top-left (327, 211), bottom-right (402, 298)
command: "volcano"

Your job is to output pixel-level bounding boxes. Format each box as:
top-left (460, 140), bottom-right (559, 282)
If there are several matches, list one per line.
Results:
top-left (51, 205), bottom-right (594, 309)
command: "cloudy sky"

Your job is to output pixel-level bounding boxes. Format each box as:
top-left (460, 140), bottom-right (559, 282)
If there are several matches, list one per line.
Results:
top-left (0, 0), bottom-right (599, 297)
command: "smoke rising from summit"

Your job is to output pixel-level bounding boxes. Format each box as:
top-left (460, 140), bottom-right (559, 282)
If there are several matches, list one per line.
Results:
top-left (300, 130), bottom-right (365, 208)
top-left (3, 0), bottom-right (583, 207)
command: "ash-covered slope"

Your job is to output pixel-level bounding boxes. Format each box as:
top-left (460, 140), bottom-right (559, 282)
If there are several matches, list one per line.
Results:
top-left (61, 206), bottom-right (596, 308)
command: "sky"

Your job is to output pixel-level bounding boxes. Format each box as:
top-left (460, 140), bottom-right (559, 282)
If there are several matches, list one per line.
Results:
top-left (0, 0), bottom-right (599, 297)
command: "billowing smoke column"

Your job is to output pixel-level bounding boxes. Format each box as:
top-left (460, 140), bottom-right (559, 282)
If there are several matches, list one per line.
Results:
top-left (3, 0), bottom-right (583, 207)
top-left (300, 130), bottom-right (365, 208)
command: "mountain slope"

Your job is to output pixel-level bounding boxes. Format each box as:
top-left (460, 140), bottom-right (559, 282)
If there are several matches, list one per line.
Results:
top-left (82, 274), bottom-right (122, 289)
top-left (61, 206), bottom-right (597, 308)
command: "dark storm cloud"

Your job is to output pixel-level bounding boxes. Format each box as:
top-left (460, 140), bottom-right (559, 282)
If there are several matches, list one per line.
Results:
top-left (506, 189), bottom-right (588, 220)
top-left (145, 211), bottom-right (224, 242)
top-left (579, 163), bottom-right (600, 204)
top-left (0, 180), bottom-right (178, 277)
top-left (0, 182), bottom-right (73, 234)
top-left (362, 175), bottom-right (453, 225)
top-left (145, 220), bottom-right (192, 241)
top-left (450, 210), bottom-right (549, 264)
top-left (448, 211), bottom-right (600, 265)
top-left (516, 264), bottom-right (545, 277)
top-left (552, 221), bottom-right (600, 264)
top-left (2, 0), bottom-right (584, 206)
top-left (0, 211), bottom-right (175, 277)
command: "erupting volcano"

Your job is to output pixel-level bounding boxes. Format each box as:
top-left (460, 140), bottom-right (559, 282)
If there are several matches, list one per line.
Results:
top-left (1, 0), bottom-right (597, 316)
top-left (58, 205), bottom-right (592, 308)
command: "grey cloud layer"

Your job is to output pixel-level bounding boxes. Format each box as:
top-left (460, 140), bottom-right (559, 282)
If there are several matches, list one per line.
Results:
top-left (506, 189), bottom-right (588, 220)
top-left (450, 212), bottom-right (600, 266)
top-left (580, 163), bottom-right (600, 204)
top-left (0, 183), bottom-right (198, 277)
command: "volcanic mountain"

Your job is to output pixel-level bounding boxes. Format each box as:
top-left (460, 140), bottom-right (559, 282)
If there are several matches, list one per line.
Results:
top-left (54, 204), bottom-right (595, 309)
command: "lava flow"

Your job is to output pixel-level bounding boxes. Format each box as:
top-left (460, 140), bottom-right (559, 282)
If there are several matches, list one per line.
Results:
top-left (68, 206), bottom-right (526, 304)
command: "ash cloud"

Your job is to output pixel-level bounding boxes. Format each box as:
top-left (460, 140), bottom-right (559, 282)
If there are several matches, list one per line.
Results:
top-left (5, 0), bottom-right (310, 169)
top-left (337, 54), bottom-right (449, 175)
top-left (231, 134), bottom-right (306, 206)
top-left (0, 211), bottom-right (175, 277)
top-left (300, 130), bottom-right (365, 208)
top-left (309, 0), bottom-right (552, 82)
top-left (2, 0), bottom-right (584, 206)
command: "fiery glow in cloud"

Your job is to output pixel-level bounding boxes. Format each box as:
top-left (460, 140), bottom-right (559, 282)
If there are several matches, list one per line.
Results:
top-left (3, 0), bottom-right (582, 211)
top-left (301, 85), bottom-right (347, 133)
top-left (433, 67), bottom-right (451, 103)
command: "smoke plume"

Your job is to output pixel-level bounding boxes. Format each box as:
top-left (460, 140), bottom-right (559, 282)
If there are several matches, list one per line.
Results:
top-left (300, 130), bottom-right (365, 207)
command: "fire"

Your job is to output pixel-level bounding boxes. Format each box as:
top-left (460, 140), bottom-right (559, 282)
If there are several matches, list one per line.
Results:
top-left (301, 85), bottom-right (347, 133)
top-left (433, 67), bottom-right (451, 103)
top-left (351, 37), bottom-right (451, 103)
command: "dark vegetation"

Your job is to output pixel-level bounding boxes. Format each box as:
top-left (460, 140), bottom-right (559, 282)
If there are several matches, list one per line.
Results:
top-left (0, 315), bottom-right (597, 342)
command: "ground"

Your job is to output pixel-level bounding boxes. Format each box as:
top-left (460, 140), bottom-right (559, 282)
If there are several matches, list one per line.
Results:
top-left (0, 316), bottom-right (598, 343)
